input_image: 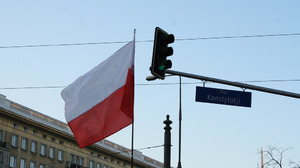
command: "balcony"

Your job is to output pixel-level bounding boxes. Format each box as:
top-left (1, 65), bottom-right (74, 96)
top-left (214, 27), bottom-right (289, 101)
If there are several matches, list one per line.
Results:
top-left (0, 141), bottom-right (9, 149)
top-left (66, 161), bottom-right (86, 168)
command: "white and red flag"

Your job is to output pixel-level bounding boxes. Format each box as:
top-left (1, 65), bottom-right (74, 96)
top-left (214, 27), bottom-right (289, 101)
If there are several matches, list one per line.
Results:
top-left (61, 40), bottom-right (135, 148)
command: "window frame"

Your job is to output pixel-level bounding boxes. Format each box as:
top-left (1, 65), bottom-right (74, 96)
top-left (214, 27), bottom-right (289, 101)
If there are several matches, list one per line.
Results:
top-left (20, 158), bottom-right (27, 168)
top-left (11, 134), bottom-right (18, 148)
top-left (21, 137), bottom-right (28, 151)
top-left (57, 150), bottom-right (63, 162)
top-left (0, 129), bottom-right (3, 141)
top-left (30, 161), bottom-right (37, 168)
top-left (40, 144), bottom-right (47, 156)
top-left (90, 160), bottom-right (95, 168)
top-left (31, 140), bottom-right (38, 154)
top-left (49, 147), bottom-right (55, 159)
top-left (97, 163), bottom-right (102, 168)
top-left (10, 155), bottom-right (17, 168)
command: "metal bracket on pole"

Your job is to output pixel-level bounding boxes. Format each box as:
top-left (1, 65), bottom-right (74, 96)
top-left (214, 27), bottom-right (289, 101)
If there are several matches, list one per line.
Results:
top-left (165, 69), bottom-right (300, 99)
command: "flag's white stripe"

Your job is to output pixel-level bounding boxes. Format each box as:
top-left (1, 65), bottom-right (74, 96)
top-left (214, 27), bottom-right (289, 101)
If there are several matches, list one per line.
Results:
top-left (62, 41), bottom-right (134, 122)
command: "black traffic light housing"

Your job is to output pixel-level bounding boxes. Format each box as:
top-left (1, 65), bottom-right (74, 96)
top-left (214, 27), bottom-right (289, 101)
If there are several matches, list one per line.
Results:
top-left (150, 27), bottom-right (175, 79)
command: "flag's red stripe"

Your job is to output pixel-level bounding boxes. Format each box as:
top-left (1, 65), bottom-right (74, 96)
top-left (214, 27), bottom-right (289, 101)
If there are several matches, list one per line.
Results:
top-left (68, 69), bottom-right (134, 148)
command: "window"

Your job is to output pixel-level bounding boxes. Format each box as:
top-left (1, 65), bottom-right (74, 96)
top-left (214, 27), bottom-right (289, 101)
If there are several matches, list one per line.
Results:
top-left (0, 151), bottom-right (3, 164)
top-left (69, 154), bottom-right (75, 163)
top-left (31, 141), bottom-right (37, 153)
top-left (13, 123), bottom-right (18, 129)
top-left (33, 130), bottom-right (37, 136)
top-left (70, 154), bottom-right (84, 166)
top-left (80, 157), bottom-right (84, 166)
top-left (24, 127), bottom-right (28, 132)
top-left (40, 144), bottom-right (47, 156)
top-left (20, 158), bottom-right (27, 168)
top-left (49, 147), bottom-right (55, 159)
top-left (75, 156), bottom-right (80, 164)
top-left (90, 160), bottom-right (95, 168)
top-left (97, 163), bottom-right (102, 168)
top-left (51, 137), bottom-right (55, 142)
top-left (58, 150), bottom-right (63, 161)
top-left (42, 134), bottom-right (47, 139)
top-left (39, 164), bottom-right (45, 168)
top-left (59, 140), bottom-right (64, 145)
top-left (103, 165), bottom-right (108, 168)
top-left (30, 161), bottom-right (36, 168)
top-left (10, 155), bottom-right (17, 168)
top-left (11, 134), bottom-right (18, 147)
top-left (0, 129), bottom-right (2, 141)
top-left (21, 137), bottom-right (28, 150)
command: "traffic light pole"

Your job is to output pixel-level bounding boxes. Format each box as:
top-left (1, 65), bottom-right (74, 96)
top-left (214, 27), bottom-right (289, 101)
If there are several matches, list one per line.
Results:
top-left (165, 69), bottom-right (300, 99)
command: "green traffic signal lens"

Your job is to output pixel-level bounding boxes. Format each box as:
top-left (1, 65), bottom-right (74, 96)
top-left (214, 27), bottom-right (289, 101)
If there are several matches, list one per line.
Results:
top-left (159, 65), bottom-right (165, 71)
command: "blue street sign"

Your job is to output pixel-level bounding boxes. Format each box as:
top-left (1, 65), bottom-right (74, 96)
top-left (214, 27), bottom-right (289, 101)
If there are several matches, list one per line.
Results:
top-left (195, 86), bottom-right (252, 107)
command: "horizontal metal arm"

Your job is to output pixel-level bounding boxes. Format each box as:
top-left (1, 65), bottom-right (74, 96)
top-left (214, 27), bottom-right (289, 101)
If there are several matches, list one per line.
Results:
top-left (165, 69), bottom-right (300, 99)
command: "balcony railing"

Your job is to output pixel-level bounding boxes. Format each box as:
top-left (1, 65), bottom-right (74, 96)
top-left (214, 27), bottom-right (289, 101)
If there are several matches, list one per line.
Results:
top-left (66, 161), bottom-right (86, 168)
top-left (0, 141), bottom-right (9, 149)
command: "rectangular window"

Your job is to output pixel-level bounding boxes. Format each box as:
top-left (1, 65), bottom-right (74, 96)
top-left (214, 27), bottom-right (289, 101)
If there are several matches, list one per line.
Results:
top-left (103, 165), bottom-right (108, 168)
top-left (33, 130), bottom-right (37, 136)
top-left (31, 141), bottom-right (37, 153)
top-left (11, 134), bottom-right (18, 147)
top-left (49, 147), bottom-right (55, 159)
top-left (10, 155), bottom-right (17, 168)
top-left (0, 151), bottom-right (3, 164)
top-left (21, 137), bottom-right (28, 150)
top-left (69, 154), bottom-right (74, 163)
top-left (58, 150), bottom-right (63, 161)
top-left (20, 158), bottom-right (27, 168)
top-left (0, 129), bottom-right (2, 141)
top-left (39, 164), bottom-right (45, 168)
top-left (80, 157), bottom-right (84, 166)
top-left (13, 123), bottom-right (18, 129)
top-left (97, 163), bottom-right (102, 168)
top-left (75, 156), bottom-right (79, 164)
top-left (24, 127), bottom-right (28, 132)
top-left (30, 161), bottom-right (36, 168)
top-left (90, 160), bottom-right (95, 168)
top-left (40, 144), bottom-right (47, 156)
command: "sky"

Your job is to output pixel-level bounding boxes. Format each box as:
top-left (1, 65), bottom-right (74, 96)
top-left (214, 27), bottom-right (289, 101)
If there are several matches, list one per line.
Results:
top-left (1, 1), bottom-right (300, 168)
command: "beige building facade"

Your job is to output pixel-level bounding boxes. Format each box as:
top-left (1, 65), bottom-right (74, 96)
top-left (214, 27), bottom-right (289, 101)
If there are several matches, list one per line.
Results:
top-left (0, 94), bottom-right (163, 168)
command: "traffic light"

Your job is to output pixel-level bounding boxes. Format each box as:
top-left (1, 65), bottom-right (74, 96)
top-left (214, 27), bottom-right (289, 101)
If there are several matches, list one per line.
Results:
top-left (150, 27), bottom-right (175, 79)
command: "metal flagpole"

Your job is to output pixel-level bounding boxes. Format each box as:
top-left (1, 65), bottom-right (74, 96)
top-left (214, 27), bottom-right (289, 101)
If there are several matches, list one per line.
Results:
top-left (131, 29), bottom-right (136, 168)
top-left (131, 121), bottom-right (134, 168)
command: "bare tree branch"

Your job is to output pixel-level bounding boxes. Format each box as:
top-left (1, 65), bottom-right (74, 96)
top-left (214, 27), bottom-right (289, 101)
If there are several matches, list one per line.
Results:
top-left (263, 146), bottom-right (294, 168)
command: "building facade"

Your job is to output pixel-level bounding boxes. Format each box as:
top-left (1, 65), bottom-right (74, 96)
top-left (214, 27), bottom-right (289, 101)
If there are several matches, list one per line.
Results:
top-left (0, 94), bottom-right (163, 168)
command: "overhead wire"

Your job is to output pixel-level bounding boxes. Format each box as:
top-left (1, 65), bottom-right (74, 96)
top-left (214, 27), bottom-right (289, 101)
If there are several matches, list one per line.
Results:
top-left (0, 33), bottom-right (300, 49)
top-left (0, 32), bottom-right (299, 90)
top-left (1, 79), bottom-right (300, 90)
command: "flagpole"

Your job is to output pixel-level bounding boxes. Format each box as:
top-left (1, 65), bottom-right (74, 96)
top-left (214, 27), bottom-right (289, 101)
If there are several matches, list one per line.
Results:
top-left (131, 29), bottom-right (136, 168)
top-left (131, 121), bottom-right (134, 168)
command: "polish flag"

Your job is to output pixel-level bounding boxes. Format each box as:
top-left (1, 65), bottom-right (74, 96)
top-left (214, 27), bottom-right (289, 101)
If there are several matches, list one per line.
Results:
top-left (61, 40), bottom-right (135, 148)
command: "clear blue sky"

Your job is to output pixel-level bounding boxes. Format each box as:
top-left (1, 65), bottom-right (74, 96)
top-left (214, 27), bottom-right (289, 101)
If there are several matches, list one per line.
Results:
top-left (1, 1), bottom-right (300, 168)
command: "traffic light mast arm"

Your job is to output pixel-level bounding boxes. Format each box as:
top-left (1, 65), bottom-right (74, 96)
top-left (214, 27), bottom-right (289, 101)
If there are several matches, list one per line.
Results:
top-left (165, 69), bottom-right (300, 99)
